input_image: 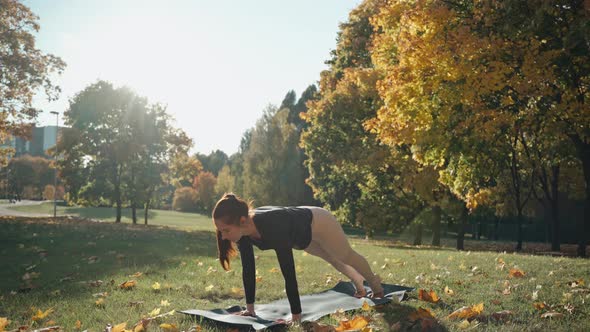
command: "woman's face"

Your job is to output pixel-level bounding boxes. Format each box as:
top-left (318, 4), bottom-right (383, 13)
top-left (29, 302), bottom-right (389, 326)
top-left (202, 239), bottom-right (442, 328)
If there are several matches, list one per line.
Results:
top-left (215, 218), bottom-right (243, 242)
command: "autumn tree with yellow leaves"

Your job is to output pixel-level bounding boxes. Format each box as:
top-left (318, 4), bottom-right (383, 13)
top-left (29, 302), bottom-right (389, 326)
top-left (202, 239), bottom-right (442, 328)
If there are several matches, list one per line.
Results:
top-left (367, 0), bottom-right (589, 255)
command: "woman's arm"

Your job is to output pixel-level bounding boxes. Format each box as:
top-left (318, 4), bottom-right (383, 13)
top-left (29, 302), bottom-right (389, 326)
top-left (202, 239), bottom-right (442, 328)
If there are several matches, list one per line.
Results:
top-left (238, 238), bottom-right (256, 314)
top-left (275, 248), bottom-right (302, 317)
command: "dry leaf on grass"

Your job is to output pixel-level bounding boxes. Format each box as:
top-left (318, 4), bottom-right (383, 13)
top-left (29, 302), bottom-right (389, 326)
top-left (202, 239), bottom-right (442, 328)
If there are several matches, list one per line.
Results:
top-left (448, 303), bottom-right (484, 320)
top-left (509, 268), bottom-right (525, 278)
top-left (159, 323), bottom-right (179, 332)
top-left (490, 310), bottom-right (513, 322)
top-left (567, 279), bottom-right (584, 288)
top-left (112, 322), bottom-right (128, 332)
top-left (120, 280), bottom-right (137, 290)
top-left (533, 302), bottom-right (548, 310)
top-left (335, 316), bottom-right (370, 331)
top-left (418, 289), bottom-right (440, 303)
top-left (31, 308), bottom-right (53, 321)
top-left (540, 312), bottom-right (564, 319)
top-left (0, 317), bottom-right (10, 331)
top-left (444, 286), bottom-right (454, 296)
top-left (457, 319), bottom-right (479, 330)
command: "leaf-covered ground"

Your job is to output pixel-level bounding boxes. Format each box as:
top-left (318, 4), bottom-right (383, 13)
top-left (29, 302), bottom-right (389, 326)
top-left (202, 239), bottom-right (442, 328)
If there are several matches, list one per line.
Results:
top-left (0, 216), bottom-right (588, 332)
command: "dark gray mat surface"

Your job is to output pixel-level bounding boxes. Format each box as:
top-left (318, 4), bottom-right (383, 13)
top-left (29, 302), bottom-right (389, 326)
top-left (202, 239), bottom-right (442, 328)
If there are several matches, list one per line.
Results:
top-left (180, 281), bottom-right (414, 330)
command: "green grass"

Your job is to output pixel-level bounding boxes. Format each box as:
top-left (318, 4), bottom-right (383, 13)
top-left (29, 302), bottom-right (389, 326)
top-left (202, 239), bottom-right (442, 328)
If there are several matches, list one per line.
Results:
top-left (0, 213), bottom-right (588, 332)
top-left (8, 202), bottom-right (213, 231)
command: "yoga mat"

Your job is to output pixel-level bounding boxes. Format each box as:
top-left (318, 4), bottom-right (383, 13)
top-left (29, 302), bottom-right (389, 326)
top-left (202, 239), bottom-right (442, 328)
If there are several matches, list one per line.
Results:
top-left (180, 281), bottom-right (414, 330)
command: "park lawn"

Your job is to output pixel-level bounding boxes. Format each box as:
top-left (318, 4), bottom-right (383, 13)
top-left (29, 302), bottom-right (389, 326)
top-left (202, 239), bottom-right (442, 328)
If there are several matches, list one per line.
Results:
top-left (7, 202), bottom-right (213, 232)
top-left (0, 216), bottom-right (588, 332)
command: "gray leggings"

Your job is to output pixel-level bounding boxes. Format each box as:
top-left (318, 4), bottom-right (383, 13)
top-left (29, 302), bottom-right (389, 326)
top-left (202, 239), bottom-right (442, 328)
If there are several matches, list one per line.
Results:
top-left (301, 206), bottom-right (381, 291)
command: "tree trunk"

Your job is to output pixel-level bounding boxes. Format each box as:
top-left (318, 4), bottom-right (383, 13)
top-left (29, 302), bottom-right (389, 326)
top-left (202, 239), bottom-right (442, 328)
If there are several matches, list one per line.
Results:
top-left (457, 206), bottom-right (467, 250)
top-left (413, 224), bottom-right (423, 245)
top-left (476, 221), bottom-right (482, 240)
top-left (131, 202), bottom-right (137, 225)
top-left (116, 198), bottom-right (122, 222)
top-left (573, 138), bottom-right (589, 257)
top-left (545, 204), bottom-right (551, 244)
top-left (550, 165), bottom-right (560, 252)
top-left (494, 218), bottom-right (499, 241)
top-left (144, 199), bottom-right (150, 225)
top-left (114, 164), bottom-right (122, 223)
top-left (516, 212), bottom-right (523, 251)
top-left (431, 205), bottom-right (441, 246)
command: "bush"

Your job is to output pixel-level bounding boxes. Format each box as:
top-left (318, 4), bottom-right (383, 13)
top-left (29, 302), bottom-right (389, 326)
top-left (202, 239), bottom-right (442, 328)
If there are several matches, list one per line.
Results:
top-left (172, 187), bottom-right (198, 212)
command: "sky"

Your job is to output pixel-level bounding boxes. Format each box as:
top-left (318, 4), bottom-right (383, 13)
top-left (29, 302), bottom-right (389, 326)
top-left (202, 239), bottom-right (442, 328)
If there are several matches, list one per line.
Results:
top-left (26, 0), bottom-right (362, 155)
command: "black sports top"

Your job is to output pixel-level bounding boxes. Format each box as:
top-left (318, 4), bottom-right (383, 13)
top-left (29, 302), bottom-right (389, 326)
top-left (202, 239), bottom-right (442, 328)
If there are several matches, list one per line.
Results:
top-left (237, 206), bottom-right (313, 314)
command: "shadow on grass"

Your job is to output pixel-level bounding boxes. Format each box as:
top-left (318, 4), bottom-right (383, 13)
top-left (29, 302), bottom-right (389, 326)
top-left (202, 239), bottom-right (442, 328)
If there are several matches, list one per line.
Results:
top-left (0, 216), bottom-right (216, 296)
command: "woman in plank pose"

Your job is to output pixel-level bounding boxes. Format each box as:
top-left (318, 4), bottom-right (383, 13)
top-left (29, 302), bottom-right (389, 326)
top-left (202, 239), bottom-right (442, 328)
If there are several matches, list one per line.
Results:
top-left (213, 193), bottom-right (384, 323)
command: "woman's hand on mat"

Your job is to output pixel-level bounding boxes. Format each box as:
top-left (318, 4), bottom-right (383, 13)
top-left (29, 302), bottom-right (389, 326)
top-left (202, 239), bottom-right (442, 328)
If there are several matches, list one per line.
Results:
top-left (275, 313), bottom-right (301, 325)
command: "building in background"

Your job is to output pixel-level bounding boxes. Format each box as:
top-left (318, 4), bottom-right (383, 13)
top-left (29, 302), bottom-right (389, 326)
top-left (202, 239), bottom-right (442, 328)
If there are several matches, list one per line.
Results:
top-left (1, 125), bottom-right (61, 159)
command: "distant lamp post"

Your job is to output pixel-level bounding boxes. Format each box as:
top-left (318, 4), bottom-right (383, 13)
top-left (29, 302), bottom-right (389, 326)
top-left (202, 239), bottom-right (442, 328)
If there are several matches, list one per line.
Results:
top-left (50, 111), bottom-right (59, 218)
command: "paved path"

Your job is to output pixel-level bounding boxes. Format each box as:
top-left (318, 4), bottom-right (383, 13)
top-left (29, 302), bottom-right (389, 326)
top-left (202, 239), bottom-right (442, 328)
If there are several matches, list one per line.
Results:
top-left (0, 200), bottom-right (52, 217)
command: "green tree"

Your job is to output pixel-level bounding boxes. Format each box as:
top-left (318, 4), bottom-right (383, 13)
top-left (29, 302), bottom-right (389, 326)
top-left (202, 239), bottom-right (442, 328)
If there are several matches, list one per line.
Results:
top-left (215, 165), bottom-right (235, 197)
top-left (193, 171), bottom-right (217, 213)
top-left (195, 150), bottom-right (228, 176)
top-left (0, 0), bottom-right (66, 165)
top-left (63, 81), bottom-right (135, 221)
top-left (3, 155), bottom-right (53, 200)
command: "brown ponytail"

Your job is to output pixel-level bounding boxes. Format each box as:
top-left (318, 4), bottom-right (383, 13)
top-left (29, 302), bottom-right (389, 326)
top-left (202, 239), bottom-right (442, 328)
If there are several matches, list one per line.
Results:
top-left (212, 193), bottom-right (250, 270)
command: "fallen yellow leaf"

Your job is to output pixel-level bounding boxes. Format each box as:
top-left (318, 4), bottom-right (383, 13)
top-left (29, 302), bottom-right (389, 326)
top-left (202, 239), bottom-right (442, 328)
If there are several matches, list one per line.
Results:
top-left (444, 286), bottom-right (454, 296)
top-left (112, 322), bottom-right (127, 332)
top-left (418, 289), bottom-right (440, 303)
top-left (95, 298), bottom-right (105, 306)
top-left (335, 316), bottom-right (370, 331)
top-left (148, 308), bottom-right (161, 316)
top-left (205, 284), bottom-right (214, 291)
top-left (255, 277), bottom-right (263, 283)
top-left (0, 317), bottom-right (10, 331)
top-left (75, 320), bottom-right (82, 329)
top-left (457, 319), bottom-right (479, 329)
top-left (31, 308), bottom-right (54, 321)
top-left (269, 267), bottom-right (279, 273)
top-left (129, 272), bottom-right (143, 278)
top-left (509, 268), bottom-right (525, 278)
top-left (120, 280), bottom-right (137, 289)
top-left (159, 323), bottom-right (179, 332)
top-left (152, 282), bottom-right (161, 290)
top-left (160, 300), bottom-right (171, 307)
top-left (532, 302), bottom-right (547, 310)
top-left (567, 278), bottom-right (585, 288)
top-left (132, 318), bottom-right (151, 332)
top-left (448, 303), bottom-right (484, 320)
